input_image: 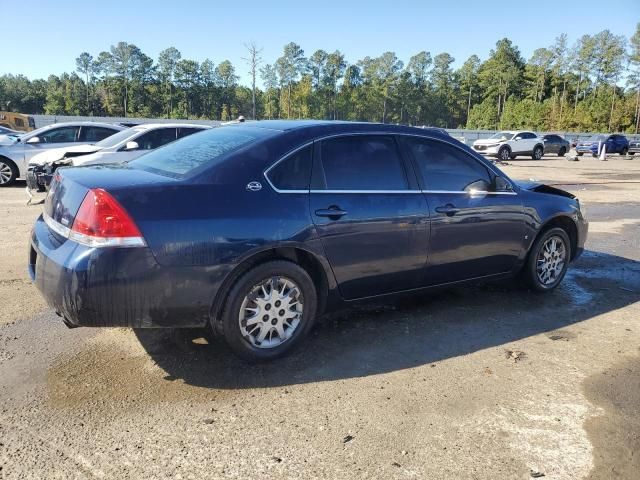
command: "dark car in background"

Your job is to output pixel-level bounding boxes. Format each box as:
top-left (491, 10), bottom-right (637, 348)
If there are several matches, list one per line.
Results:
top-left (542, 134), bottom-right (570, 156)
top-left (575, 134), bottom-right (629, 156)
top-left (29, 121), bottom-right (588, 361)
top-left (628, 138), bottom-right (640, 155)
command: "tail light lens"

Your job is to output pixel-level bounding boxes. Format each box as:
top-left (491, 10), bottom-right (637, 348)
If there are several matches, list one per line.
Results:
top-left (70, 188), bottom-right (146, 247)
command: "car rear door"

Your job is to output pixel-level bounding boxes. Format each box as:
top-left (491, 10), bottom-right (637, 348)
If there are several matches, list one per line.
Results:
top-left (400, 136), bottom-right (525, 285)
top-left (309, 134), bottom-right (430, 300)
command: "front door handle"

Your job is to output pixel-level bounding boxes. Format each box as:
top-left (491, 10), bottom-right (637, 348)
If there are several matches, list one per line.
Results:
top-left (315, 206), bottom-right (348, 219)
top-left (435, 204), bottom-right (459, 216)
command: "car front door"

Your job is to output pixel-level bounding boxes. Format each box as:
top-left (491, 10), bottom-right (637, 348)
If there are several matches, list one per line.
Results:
top-left (24, 125), bottom-right (81, 164)
top-left (400, 136), bottom-right (525, 285)
top-left (309, 134), bottom-right (430, 299)
top-left (544, 135), bottom-right (558, 154)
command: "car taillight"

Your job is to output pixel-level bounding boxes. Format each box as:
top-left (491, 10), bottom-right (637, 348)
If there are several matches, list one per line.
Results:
top-left (70, 188), bottom-right (146, 247)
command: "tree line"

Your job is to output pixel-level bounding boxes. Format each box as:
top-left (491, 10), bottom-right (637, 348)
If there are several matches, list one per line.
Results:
top-left (1, 24), bottom-right (640, 133)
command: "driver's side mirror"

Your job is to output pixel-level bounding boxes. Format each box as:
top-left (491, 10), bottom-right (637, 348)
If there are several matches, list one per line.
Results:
top-left (494, 176), bottom-right (513, 192)
top-left (26, 136), bottom-right (41, 144)
top-left (123, 141), bottom-right (139, 151)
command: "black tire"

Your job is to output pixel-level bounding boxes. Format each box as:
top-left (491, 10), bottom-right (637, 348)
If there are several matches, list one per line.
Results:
top-left (522, 227), bottom-right (571, 292)
top-left (220, 260), bottom-right (318, 362)
top-left (498, 146), bottom-right (511, 161)
top-left (0, 158), bottom-right (19, 187)
top-left (577, 152), bottom-right (583, 156)
top-left (620, 147), bottom-right (628, 156)
top-left (532, 145), bottom-right (544, 160)
top-left (509, 153), bottom-right (517, 160)
top-left (558, 147), bottom-right (566, 157)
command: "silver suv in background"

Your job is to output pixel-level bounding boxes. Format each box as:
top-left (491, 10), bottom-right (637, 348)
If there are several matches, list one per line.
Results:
top-left (0, 122), bottom-right (125, 186)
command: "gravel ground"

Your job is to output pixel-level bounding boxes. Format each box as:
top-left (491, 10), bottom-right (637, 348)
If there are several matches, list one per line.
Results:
top-left (0, 153), bottom-right (639, 479)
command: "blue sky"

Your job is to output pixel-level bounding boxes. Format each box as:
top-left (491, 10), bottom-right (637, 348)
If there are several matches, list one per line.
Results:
top-left (4, 0), bottom-right (639, 86)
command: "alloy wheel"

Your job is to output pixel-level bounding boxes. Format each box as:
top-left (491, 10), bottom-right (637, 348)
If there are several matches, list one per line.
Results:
top-left (0, 161), bottom-right (13, 185)
top-left (238, 276), bottom-right (304, 349)
top-left (536, 235), bottom-right (566, 286)
top-left (500, 148), bottom-right (510, 161)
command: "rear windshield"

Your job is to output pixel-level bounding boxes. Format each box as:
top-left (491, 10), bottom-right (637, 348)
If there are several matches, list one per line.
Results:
top-left (129, 126), bottom-right (273, 177)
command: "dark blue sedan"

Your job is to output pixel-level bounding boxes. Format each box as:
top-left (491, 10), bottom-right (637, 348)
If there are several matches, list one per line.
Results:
top-left (29, 121), bottom-right (588, 361)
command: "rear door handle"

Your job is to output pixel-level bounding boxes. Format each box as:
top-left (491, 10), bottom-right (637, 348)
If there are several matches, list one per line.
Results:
top-left (435, 204), bottom-right (459, 216)
top-left (315, 206), bottom-right (348, 219)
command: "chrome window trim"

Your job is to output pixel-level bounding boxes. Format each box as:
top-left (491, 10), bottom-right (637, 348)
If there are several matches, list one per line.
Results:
top-left (262, 131), bottom-right (518, 195)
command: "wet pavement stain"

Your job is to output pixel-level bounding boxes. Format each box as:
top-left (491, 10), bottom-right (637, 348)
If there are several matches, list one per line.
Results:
top-left (583, 354), bottom-right (640, 480)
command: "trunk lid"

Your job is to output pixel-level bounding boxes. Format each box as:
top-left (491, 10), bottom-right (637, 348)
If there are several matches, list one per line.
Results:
top-left (44, 164), bottom-right (175, 231)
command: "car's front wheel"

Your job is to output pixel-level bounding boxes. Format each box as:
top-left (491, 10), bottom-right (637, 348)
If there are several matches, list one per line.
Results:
top-left (221, 260), bottom-right (318, 361)
top-left (498, 147), bottom-right (511, 161)
top-left (522, 227), bottom-right (571, 292)
top-left (558, 147), bottom-right (566, 157)
top-left (621, 147), bottom-right (628, 156)
top-left (0, 158), bottom-right (19, 187)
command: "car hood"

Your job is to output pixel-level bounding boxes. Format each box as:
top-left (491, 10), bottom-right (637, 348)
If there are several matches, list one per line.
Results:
top-left (29, 144), bottom-right (103, 166)
top-left (515, 179), bottom-right (575, 199)
top-left (474, 138), bottom-right (505, 145)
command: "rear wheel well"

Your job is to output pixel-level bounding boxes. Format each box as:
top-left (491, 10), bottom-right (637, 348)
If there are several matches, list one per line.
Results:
top-left (537, 216), bottom-right (578, 260)
top-left (209, 247), bottom-right (329, 334)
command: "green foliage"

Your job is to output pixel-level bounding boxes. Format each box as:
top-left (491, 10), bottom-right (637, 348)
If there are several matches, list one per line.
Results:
top-left (1, 29), bottom-right (639, 132)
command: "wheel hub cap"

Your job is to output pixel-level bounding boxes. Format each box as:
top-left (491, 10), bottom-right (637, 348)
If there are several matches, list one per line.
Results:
top-left (239, 276), bottom-right (303, 349)
top-left (536, 236), bottom-right (566, 286)
top-left (0, 162), bottom-right (12, 184)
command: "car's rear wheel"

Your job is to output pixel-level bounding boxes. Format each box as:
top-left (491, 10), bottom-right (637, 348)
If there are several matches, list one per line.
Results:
top-left (498, 147), bottom-right (511, 161)
top-left (621, 147), bottom-right (628, 156)
top-left (577, 152), bottom-right (583, 156)
top-left (0, 158), bottom-right (18, 187)
top-left (221, 260), bottom-right (317, 361)
top-left (532, 146), bottom-right (543, 160)
top-left (558, 147), bottom-right (566, 157)
top-left (522, 227), bottom-right (571, 292)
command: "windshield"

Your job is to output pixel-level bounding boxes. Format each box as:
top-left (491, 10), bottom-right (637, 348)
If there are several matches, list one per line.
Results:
top-left (587, 135), bottom-right (606, 142)
top-left (130, 126), bottom-right (273, 177)
top-left (488, 131), bottom-right (513, 140)
top-left (95, 127), bottom-right (142, 148)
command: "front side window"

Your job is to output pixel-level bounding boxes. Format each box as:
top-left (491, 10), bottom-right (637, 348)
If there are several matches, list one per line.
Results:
top-left (38, 126), bottom-right (79, 143)
top-left (317, 136), bottom-right (408, 190)
top-left (267, 145), bottom-right (312, 191)
top-left (403, 137), bottom-right (491, 192)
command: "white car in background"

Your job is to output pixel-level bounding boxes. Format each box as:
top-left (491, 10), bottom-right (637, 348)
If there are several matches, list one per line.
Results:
top-left (27, 123), bottom-right (211, 193)
top-left (472, 130), bottom-right (545, 161)
top-left (0, 122), bottom-right (125, 186)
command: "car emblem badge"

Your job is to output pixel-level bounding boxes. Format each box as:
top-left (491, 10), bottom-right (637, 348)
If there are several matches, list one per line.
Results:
top-left (246, 181), bottom-right (262, 192)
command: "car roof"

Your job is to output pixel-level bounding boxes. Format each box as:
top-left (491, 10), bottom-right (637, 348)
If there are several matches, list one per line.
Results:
top-left (39, 121), bottom-right (127, 130)
top-left (228, 120), bottom-right (453, 140)
top-left (129, 123), bottom-right (213, 130)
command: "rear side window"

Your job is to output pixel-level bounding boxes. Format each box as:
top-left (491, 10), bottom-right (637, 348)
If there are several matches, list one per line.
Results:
top-left (81, 126), bottom-right (118, 142)
top-left (403, 137), bottom-right (491, 192)
top-left (317, 136), bottom-right (408, 190)
top-left (267, 145), bottom-right (312, 191)
top-left (134, 128), bottom-right (177, 150)
top-left (178, 127), bottom-right (205, 139)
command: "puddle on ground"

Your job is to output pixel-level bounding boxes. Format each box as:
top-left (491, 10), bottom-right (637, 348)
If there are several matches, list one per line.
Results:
top-left (583, 354), bottom-right (640, 480)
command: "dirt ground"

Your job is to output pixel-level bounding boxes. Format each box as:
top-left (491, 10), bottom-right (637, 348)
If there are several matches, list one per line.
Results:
top-left (0, 153), bottom-right (639, 479)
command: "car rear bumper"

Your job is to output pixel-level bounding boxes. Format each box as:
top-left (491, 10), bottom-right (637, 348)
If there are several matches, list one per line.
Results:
top-left (29, 214), bottom-right (224, 328)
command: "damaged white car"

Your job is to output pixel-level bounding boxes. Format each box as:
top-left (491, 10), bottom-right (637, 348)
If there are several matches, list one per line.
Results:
top-left (26, 123), bottom-right (211, 194)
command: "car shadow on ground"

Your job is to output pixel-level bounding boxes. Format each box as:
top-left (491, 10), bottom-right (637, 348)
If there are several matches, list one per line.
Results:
top-left (134, 249), bottom-right (640, 389)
